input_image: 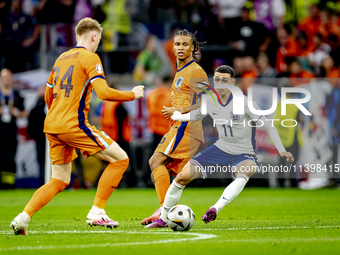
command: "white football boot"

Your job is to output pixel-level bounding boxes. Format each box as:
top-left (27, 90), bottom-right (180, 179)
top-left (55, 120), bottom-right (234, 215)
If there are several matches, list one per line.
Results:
top-left (10, 213), bottom-right (29, 235)
top-left (86, 209), bottom-right (119, 228)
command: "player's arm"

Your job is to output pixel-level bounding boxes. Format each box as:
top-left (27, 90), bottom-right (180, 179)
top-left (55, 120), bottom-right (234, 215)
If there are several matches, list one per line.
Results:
top-left (162, 101), bottom-right (201, 119)
top-left (171, 107), bottom-right (207, 122)
top-left (87, 54), bottom-right (144, 101)
top-left (92, 79), bottom-right (144, 101)
top-left (260, 116), bottom-right (294, 163)
top-left (45, 71), bottom-right (55, 110)
top-left (163, 68), bottom-right (208, 119)
top-left (179, 102), bottom-right (201, 113)
top-left (247, 101), bottom-right (294, 163)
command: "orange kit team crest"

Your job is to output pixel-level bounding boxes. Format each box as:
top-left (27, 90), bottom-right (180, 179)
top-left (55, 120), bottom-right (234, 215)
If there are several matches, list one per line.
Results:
top-left (155, 60), bottom-right (209, 173)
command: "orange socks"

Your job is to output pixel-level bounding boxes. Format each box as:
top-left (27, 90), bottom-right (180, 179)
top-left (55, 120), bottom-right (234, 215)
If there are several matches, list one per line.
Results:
top-left (93, 158), bottom-right (129, 209)
top-left (23, 178), bottom-right (68, 217)
top-left (153, 166), bottom-right (170, 206)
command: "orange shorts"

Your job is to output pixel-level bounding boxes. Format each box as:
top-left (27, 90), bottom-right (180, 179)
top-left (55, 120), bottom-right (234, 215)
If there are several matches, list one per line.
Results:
top-left (155, 125), bottom-right (203, 174)
top-left (46, 126), bottom-right (113, 165)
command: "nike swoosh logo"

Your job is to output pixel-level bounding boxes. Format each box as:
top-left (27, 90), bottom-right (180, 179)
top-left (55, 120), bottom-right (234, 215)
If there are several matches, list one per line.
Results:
top-left (212, 113), bottom-right (218, 115)
top-left (223, 197), bottom-right (229, 200)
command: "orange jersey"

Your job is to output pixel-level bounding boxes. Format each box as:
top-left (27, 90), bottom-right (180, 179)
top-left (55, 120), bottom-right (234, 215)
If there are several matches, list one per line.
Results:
top-left (44, 47), bottom-right (135, 134)
top-left (147, 86), bottom-right (172, 135)
top-left (171, 60), bottom-right (208, 142)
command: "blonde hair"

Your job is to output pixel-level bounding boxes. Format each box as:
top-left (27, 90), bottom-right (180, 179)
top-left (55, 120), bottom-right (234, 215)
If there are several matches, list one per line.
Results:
top-left (75, 18), bottom-right (103, 37)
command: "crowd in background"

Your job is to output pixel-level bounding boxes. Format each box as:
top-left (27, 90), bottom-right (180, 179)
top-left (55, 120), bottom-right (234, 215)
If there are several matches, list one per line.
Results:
top-left (1, 0), bottom-right (340, 189)
top-left (0, 0), bottom-right (339, 76)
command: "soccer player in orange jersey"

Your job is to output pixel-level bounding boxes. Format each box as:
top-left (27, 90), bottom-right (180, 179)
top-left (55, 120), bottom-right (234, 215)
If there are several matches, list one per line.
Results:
top-left (142, 30), bottom-right (209, 226)
top-left (10, 18), bottom-right (144, 235)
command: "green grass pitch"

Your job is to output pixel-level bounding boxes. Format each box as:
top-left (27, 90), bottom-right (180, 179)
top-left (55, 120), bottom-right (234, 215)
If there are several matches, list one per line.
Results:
top-left (1, 187), bottom-right (340, 255)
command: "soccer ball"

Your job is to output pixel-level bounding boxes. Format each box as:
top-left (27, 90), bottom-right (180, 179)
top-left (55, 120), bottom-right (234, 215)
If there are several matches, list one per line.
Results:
top-left (167, 205), bottom-right (195, 231)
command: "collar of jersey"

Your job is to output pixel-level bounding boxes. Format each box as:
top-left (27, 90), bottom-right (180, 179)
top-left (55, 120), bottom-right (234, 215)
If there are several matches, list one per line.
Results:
top-left (75, 46), bottom-right (86, 49)
top-left (177, 60), bottom-right (194, 72)
top-left (221, 94), bottom-right (233, 107)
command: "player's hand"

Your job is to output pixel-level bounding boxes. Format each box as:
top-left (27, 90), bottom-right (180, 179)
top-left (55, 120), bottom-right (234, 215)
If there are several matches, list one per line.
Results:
top-left (280, 152), bottom-right (294, 163)
top-left (0, 107), bottom-right (2, 115)
top-left (162, 106), bottom-right (176, 119)
top-left (132, 85), bottom-right (144, 99)
top-left (171, 111), bottom-right (182, 121)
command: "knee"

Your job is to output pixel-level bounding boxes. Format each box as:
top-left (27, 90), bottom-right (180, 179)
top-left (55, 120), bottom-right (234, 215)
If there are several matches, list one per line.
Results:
top-left (149, 155), bottom-right (159, 171)
top-left (106, 151), bottom-right (128, 163)
top-left (150, 172), bottom-right (155, 184)
top-left (116, 151), bottom-right (129, 163)
top-left (114, 150), bottom-right (128, 162)
top-left (234, 170), bottom-right (253, 181)
top-left (120, 151), bottom-right (129, 161)
top-left (53, 175), bottom-right (71, 185)
top-left (175, 172), bottom-right (189, 186)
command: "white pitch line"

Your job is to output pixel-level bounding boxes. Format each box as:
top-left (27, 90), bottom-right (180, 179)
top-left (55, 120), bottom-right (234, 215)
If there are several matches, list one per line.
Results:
top-left (199, 225), bottom-right (340, 231)
top-left (212, 237), bottom-right (340, 244)
top-left (0, 230), bottom-right (174, 235)
top-left (0, 231), bottom-right (217, 251)
top-left (0, 225), bottom-right (338, 235)
top-left (0, 225), bottom-right (339, 235)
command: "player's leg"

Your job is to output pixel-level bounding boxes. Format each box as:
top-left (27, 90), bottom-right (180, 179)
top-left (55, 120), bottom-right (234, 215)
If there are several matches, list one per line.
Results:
top-left (10, 133), bottom-right (74, 235)
top-left (65, 127), bottom-right (129, 228)
top-left (142, 132), bottom-right (201, 225)
top-left (91, 141), bottom-right (129, 211)
top-left (146, 161), bottom-right (203, 228)
top-left (149, 152), bottom-right (173, 205)
top-left (202, 159), bottom-right (257, 223)
top-left (140, 151), bottom-right (172, 225)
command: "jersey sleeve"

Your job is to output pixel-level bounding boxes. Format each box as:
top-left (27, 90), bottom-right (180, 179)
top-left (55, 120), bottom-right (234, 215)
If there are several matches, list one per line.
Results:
top-left (85, 54), bottom-right (106, 84)
top-left (261, 115), bottom-right (286, 154)
top-left (190, 68), bottom-right (209, 95)
top-left (86, 54), bottom-right (135, 101)
top-left (47, 70), bottom-right (54, 88)
top-left (92, 79), bottom-right (135, 102)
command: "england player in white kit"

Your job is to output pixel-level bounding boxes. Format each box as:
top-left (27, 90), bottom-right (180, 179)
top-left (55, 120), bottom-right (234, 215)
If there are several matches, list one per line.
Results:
top-left (146, 65), bottom-right (294, 228)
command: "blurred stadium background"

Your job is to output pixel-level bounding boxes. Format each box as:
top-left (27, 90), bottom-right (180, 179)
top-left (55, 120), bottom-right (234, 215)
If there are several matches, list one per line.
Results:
top-left (1, 0), bottom-right (340, 190)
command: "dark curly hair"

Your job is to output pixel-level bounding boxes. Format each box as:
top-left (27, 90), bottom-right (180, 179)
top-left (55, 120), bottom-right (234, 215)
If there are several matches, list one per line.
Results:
top-left (173, 29), bottom-right (206, 62)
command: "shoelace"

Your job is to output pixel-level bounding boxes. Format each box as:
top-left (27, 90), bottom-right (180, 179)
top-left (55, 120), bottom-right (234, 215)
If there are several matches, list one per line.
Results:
top-left (97, 211), bottom-right (113, 222)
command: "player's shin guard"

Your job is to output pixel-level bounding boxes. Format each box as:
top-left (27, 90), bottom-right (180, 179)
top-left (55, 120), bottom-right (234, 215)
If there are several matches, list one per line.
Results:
top-left (160, 180), bottom-right (185, 222)
top-left (153, 166), bottom-right (171, 206)
top-left (23, 178), bottom-right (69, 217)
top-left (213, 173), bottom-right (249, 212)
top-left (93, 158), bottom-right (129, 209)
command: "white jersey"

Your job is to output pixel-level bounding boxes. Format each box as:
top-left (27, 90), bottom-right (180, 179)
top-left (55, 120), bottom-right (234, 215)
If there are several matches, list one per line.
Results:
top-left (172, 93), bottom-right (286, 156)
top-left (203, 94), bottom-right (262, 155)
